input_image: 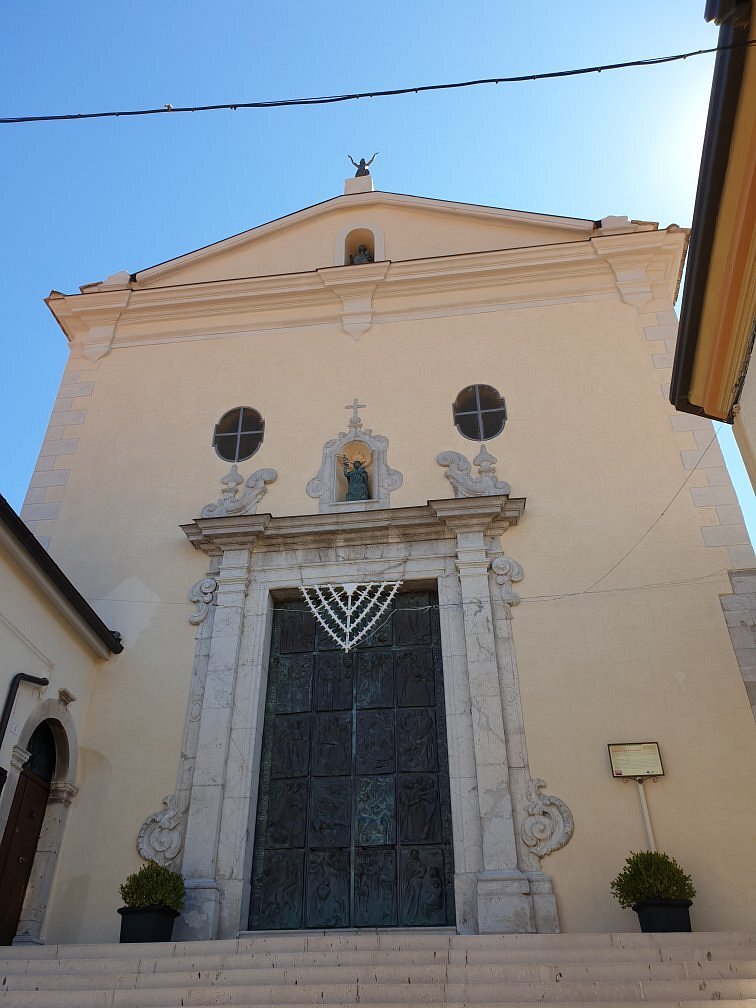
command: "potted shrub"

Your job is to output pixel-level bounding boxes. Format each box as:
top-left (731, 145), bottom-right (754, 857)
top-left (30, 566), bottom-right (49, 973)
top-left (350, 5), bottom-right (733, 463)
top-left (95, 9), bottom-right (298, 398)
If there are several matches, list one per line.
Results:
top-left (118, 860), bottom-right (185, 943)
top-left (611, 850), bottom-right (695, 932)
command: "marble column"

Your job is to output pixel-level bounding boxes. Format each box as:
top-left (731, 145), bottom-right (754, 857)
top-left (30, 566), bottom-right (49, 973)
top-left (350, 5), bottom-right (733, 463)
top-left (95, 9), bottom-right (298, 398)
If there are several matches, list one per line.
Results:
top-left (489, 549), bottom-right (560, 933)
top-left (435, 503), bottom-right (538, 933)
top-left (215, 577), bottom-right (273, 937)
top-left (178, 546), bottom-right (251, 940)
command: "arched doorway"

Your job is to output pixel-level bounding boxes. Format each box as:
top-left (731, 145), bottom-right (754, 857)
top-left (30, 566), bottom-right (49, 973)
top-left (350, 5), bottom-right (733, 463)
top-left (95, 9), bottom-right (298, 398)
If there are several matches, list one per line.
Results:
top-left (0, 722), bottom-right (56, 944)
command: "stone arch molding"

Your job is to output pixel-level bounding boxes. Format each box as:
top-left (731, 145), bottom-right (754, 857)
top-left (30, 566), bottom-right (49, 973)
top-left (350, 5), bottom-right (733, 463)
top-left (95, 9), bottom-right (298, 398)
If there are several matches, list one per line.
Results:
top-left (0, 696), bottom-right (79, 944)
top-left (15, 698), bottom-right (78, 784)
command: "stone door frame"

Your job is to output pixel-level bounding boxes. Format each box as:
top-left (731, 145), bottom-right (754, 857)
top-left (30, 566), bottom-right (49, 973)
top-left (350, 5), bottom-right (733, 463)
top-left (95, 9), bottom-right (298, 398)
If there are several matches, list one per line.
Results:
top-left (0, 699), bottom-right (79, 945)
top-left (176, 495), bottom-right (569, 939)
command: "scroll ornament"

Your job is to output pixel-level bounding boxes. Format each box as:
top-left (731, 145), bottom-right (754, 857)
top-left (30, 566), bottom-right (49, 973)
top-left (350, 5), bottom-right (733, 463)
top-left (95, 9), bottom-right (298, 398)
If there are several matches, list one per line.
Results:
top-left (137, 793), bottom-right (183, 866)
top-left (436, 445), bottom-right (511, 498)
top-left (188, 577), bottom-right (218, 625)
top-left (200, 465), bottom-right (278, 518)
top-left (521, 778), bottom-right (574, 858)
top-left (491, 556), bottom-right (524, 612)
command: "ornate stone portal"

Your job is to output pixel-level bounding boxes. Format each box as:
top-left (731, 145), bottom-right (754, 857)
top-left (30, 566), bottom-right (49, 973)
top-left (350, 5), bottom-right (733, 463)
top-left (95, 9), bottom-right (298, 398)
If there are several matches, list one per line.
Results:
top-left (171, 489), bottom-right (573, 940)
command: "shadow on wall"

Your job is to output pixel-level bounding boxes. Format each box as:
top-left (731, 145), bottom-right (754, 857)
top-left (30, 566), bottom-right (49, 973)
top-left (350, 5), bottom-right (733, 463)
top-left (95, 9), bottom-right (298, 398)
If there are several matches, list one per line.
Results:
top-left (47, 746), bottom-right (113, 944)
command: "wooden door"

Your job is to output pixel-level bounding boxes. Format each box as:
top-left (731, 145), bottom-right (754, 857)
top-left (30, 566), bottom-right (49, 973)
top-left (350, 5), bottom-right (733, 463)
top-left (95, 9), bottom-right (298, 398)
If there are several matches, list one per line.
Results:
top-left (0, 769), bottom-right (50, 944)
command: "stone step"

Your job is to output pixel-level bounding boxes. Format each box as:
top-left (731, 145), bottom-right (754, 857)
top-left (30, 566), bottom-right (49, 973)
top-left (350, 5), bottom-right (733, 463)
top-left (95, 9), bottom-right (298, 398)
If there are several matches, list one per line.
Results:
top-left (4, 957), bottom-right (756, 989)
top-left (3, 1001), bottom-right (754, 1008)
top-left (1, 933), bottom-right (754, 1008)
top-left (4, 998), bottom-right (756, 1008)
top-left (3, 975), bottom-right (756, 1005)
top-left (1, 927), bottom-right (753, 959)
top-left (2, 944), bottom-right (755, 978)
top-left (3, 930), bottom-right (753, 960)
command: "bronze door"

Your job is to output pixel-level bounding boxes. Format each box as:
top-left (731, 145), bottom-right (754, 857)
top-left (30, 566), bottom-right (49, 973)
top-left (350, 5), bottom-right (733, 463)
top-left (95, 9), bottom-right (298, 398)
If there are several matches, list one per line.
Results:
top-left (249, 589), bottom-right (455, 930)
top-left (0, 769), bottom-right (50, 944)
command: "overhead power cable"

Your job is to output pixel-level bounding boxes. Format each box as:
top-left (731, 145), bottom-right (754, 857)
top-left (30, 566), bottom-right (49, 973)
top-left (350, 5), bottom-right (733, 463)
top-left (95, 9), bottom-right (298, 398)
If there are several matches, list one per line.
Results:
top-left (2, 39), bottom-right (754, 126)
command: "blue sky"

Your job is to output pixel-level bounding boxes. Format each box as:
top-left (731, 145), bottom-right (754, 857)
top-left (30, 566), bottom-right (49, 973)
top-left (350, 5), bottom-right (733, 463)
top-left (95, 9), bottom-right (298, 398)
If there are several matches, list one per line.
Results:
top-left (1, 1), bottom-right (753, 541)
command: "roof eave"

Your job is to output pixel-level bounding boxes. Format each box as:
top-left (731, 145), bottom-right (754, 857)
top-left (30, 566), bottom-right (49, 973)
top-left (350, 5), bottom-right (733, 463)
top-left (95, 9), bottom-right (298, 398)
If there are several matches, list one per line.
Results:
top-left (670, 6), bottom-right (752, 421)
top-left (0, 495), bottom-right (123, 658)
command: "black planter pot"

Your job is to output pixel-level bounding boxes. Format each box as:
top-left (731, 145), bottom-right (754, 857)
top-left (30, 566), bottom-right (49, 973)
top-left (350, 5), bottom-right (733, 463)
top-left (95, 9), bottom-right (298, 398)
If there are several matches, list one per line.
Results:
top-left (632, 899), bottom-right (692, 933)
top-left (118, 905), bottom-right (179, 943)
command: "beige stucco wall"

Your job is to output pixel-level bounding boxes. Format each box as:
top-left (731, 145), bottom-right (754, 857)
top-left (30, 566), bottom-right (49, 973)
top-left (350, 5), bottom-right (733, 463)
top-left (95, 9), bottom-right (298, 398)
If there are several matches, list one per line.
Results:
top-left (16, 193), bottom-right (756, 942)
top-left (0, 545), bottom-right (104, 777)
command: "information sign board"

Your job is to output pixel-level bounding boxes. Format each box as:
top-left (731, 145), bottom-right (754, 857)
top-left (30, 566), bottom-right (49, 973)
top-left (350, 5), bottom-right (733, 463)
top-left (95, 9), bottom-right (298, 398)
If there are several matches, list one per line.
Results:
top-left (608, 742), bottom-right (663, 778)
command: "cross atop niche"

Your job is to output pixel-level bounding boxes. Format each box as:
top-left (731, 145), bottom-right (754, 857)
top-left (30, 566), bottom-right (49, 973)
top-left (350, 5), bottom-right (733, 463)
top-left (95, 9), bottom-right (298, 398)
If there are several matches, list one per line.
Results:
top-left (345, 398), bottom-right (366, 429)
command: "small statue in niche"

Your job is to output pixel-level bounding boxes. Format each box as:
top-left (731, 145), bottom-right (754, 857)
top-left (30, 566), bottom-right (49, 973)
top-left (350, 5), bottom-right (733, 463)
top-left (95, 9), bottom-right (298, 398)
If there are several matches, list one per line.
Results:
top-left (342, 456), bottom-right (370, 501)
top-left (350, 244), bottom-right (374, 265)
top-left (348, 153), bottom-right (378, 177)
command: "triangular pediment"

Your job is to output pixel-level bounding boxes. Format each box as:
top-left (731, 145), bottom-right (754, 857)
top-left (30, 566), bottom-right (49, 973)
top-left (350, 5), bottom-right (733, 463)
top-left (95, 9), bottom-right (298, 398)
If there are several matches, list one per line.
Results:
top-left (97, 192), bottom-right (610, 290)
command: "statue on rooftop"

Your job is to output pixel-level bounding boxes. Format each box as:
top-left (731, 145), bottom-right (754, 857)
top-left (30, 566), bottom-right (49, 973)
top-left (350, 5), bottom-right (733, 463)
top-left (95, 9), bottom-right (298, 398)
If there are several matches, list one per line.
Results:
top-left (349, 153), bottom-right (378, 177)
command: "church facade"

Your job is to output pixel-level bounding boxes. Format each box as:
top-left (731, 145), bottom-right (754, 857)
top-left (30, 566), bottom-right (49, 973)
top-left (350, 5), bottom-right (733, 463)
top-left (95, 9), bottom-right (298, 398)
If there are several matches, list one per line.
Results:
top-left (3, 173), bottom-right (755, 945)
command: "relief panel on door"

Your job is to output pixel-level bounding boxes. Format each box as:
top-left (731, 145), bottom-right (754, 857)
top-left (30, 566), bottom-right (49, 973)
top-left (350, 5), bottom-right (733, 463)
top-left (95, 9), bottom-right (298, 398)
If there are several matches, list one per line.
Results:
top-left (249, 590), bottom-right (455, 930)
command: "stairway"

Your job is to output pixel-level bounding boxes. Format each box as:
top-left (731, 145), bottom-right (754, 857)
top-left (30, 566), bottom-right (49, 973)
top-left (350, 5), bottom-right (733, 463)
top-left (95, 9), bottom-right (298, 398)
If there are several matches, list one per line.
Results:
top-left (1, 929), bottom-right (754, 1006)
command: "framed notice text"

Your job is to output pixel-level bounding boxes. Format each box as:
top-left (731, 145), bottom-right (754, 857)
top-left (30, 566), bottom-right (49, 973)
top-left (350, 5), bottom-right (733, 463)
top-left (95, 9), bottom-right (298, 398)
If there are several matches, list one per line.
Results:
top-left (608, 742), bottom-right (664, 778)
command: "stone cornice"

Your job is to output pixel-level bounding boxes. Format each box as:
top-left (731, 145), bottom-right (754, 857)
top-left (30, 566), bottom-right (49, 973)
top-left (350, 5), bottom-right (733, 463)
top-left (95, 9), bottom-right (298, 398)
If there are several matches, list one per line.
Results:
top-left (46, 229), bottom-right (688, 350)
top-left (181, 495), bottom-right (526, 556)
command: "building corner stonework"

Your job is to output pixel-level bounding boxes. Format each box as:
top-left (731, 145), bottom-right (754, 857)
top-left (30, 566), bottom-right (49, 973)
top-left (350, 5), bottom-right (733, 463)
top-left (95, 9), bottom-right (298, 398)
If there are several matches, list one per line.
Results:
top-left (720, 568), bottom-right (756, 720)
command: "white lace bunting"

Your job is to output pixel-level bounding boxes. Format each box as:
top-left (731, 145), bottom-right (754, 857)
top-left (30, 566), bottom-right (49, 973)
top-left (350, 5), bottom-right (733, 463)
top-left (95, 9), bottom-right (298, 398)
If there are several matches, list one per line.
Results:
top-left (299, 581), bottom-right (403, 651)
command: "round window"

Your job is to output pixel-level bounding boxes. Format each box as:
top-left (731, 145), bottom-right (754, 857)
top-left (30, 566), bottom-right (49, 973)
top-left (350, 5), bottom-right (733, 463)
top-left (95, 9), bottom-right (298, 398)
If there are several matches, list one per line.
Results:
top-left (213, 407), bottom-right (265, 462)
top-left (452, 384), bottom-right (506, 441)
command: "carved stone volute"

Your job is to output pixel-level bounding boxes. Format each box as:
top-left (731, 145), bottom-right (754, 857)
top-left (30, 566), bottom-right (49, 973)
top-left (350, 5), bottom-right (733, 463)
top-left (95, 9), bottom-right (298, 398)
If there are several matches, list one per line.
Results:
top-left (188, 577), bottom-right (218, 625)
top-left (521, 778), bottom-right (574, 859)
top-left (137, 793), bottom-right (184, 866)
top-left (491, 556), bottom-right (524, 614)
top-left (437, 445), bottom-right (511, 498)
top-left (200, 465), bottom-right (277, 518)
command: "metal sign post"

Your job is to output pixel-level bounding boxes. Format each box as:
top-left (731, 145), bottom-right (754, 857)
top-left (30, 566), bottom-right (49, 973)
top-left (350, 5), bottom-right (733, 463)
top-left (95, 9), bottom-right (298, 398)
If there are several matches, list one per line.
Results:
top-left (608, 742), bottom-right (664, 851)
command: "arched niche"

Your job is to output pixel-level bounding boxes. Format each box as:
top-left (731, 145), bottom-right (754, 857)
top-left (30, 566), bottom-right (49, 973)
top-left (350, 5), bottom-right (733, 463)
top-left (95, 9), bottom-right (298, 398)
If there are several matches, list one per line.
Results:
top-left (307, 422), bottom-right (402, 513)
top-left (333, 221), bottom-right (386, 266)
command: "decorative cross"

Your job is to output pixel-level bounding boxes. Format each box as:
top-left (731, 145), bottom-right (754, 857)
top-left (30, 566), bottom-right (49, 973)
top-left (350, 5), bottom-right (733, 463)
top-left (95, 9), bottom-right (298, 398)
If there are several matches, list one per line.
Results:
top-left (345, 398), bottom-right (366, 428)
